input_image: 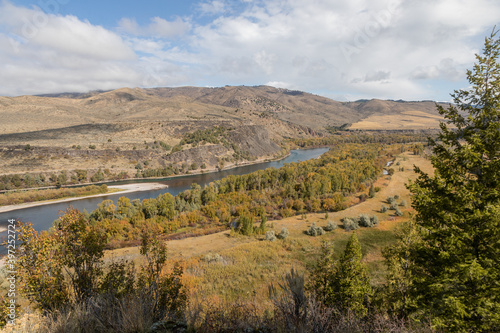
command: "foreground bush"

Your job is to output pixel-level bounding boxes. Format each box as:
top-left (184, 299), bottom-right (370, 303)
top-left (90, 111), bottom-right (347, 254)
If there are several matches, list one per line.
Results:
top-left (265, 230), bottom-right (277, 241)
top-left (4, 207), bottom-right (186, 332)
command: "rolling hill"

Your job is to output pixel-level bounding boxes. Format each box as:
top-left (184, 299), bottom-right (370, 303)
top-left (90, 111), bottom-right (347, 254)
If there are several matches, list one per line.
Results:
top-left (0, 85), bottom-right (448, 178)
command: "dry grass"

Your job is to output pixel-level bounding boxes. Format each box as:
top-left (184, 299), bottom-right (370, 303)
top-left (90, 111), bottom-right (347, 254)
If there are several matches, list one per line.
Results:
top-left (350, 111), bottom-right (444, 130)
top-left (0, 185), bottom-right (114, 207)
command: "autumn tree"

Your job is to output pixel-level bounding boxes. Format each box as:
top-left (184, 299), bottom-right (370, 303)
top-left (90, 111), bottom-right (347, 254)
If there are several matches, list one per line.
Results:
top-left (17, 223), bottom-right (68, 312)
top-left (53, 207), bottom-right (107, 302)
top-left (408, 30), bottom-right (500, 331)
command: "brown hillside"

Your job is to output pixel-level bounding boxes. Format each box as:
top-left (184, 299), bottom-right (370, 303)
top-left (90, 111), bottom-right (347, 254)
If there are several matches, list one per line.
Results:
top-left (0, 85), bottom-right (448, 178)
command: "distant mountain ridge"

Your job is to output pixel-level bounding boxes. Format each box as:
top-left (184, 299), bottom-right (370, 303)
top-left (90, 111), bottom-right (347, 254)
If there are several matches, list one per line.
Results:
top-left (1, 85), bottom-right (449, 135)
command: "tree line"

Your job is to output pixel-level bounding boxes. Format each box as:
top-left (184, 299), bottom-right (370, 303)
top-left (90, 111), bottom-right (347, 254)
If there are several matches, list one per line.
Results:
top-left (83, 142), bottom-right (400, 246)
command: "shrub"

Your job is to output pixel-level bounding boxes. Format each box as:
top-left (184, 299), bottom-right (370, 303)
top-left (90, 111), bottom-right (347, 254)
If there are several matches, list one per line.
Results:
top-left (368, 185), bottom-right (376, 198)
top-left (358, 214), bottom-right (371, 227)
top-left (399, 200), bottom-right (407, 207)
top-left (88, 145), bottom-right (96, 150)
top-left (390, 203), bottom-right (399, 210)
top-left (305, 222), bottom-right (325, 236)
top-left (265, 230), bottom-right (277, 241)
top-left (380, 205), bottom-right (388, 213)
top-left (386, 196), bottom-right (396, 204)
top-left (370, 215), bottom-right (379, 226)
top-left (342, 217), bottom-right (359, 231)
top-left (204, 253), bottom-right (224, 264)
top-left (394, 194), bottom-right (400, 200)
top-left (394, 207), bottom-right (404, 216)
top-left (324, 220), bottom-right (338, 231)
top-left (16, 211), bottom-right (186, 326)
top-left (277, 227), bottom-right (289, 240)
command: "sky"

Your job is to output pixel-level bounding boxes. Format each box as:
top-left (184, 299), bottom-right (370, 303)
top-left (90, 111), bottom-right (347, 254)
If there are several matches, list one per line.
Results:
top-left (0, 0), bottom-right (499, 101)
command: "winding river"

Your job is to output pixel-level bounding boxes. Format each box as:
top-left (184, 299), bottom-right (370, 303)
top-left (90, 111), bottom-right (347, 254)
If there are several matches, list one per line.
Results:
top-left (0, 148), bottom-right (328, 233)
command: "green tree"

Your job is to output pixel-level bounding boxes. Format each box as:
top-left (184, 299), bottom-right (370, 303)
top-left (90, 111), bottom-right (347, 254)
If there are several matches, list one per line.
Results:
top-left (237, 214), bottom-right (254, 235)
top-left (309, 234), bottom-right (372, 317)
top-left (407, 30), bottom-right (500, 331)
top-left (332, 232), bottom-right (373, 317)
top-left (382, 220), bottom-right (423, 320)
top-left (117, 196), bottom-right (133, 217)
top-left (308, 241), bottom-right (336, 305)
top-left (368, 184), bottom-right (375, 198)
top-left (258, 213), bottom-right (267, 233)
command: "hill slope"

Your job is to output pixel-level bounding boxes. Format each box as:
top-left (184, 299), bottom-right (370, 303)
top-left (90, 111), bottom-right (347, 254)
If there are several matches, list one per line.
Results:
top-left (0, 85), bottom-right (447, 178)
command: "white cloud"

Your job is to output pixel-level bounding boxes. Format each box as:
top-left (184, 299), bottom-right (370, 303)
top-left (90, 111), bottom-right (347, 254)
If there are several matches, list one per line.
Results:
top-left (0, 2), bottom-right (135, 60)
top-left (118, 16), bottom-right (191, 38)
top-left (0, 1), bottom-right (140, 95)
top-left (1, 0), bottom-right (499, 100)
top-left (186, 0), bottom-right (499, 100)
top-left (198, 0), bottom-right (227, 16)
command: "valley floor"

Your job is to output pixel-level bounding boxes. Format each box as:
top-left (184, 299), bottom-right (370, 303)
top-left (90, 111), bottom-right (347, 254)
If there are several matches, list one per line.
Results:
top-left (105, 152), bottom-right (434, 299)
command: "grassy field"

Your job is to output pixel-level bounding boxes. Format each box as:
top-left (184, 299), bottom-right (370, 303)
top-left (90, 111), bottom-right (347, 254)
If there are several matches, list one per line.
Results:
top-left (349, 110), bottom-right (444, 130)
top-left (106, 152), bottom-right (434, 309)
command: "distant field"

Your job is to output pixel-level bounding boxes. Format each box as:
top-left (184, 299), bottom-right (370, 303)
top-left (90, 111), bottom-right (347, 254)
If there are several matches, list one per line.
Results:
top-left (349, 110), bottom-right (444, 130)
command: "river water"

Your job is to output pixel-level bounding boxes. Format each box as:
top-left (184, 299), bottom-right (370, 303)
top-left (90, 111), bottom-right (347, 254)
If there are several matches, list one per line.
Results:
top-left (0, 148), bottom-right (328, 233)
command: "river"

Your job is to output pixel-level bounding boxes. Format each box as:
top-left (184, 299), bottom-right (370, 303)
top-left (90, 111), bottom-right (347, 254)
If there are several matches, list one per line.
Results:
top-left (0, 148), bottom-right (328, 233)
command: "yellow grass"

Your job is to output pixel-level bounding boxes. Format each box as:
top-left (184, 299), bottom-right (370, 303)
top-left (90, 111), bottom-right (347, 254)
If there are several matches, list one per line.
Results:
top-left (350, 111), bottom-right (444, 130)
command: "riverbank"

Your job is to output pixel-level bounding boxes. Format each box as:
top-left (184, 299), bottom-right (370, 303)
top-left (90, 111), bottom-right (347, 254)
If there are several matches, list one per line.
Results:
top-left (0, 183), bottom-right (168, 214)
top-left (0, 152), bottom-right (291, 212)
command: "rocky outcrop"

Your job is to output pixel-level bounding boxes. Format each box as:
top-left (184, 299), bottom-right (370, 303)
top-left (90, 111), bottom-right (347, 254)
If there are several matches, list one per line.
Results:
top-left (226, 125), bottom-right (281, 157)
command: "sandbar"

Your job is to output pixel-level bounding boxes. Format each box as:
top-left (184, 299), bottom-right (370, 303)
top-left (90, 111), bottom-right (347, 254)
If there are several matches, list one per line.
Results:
top-left (0, 183), bottom-right (168, 214)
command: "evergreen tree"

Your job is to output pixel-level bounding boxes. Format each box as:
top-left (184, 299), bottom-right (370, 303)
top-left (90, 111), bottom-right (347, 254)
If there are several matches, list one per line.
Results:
top-left (382, 220), bottom-right (423, 320)
top-left (259, 213), bottom-right (267, 233)
top-left (408, 30), bottom-right (500, 331)
top-left (237, 214), bottom-right (254, 235)
top-left (332, 232), bottom-right (373, 317)
top-left (310, 234), bottom-right (372, 317)
top-left (308, 241), bottom-right (336, 305)
top-left (368, 184), bottom-right (375, 198)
